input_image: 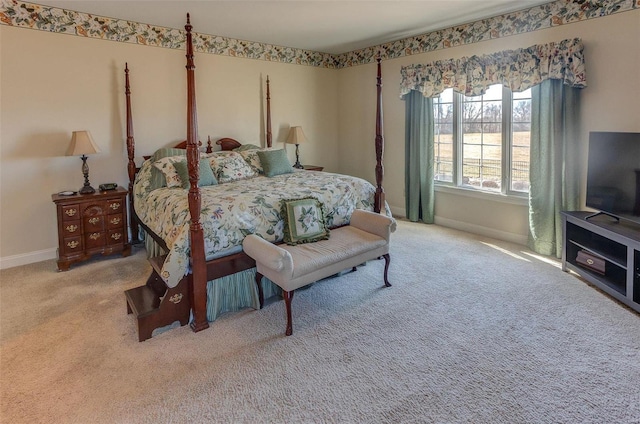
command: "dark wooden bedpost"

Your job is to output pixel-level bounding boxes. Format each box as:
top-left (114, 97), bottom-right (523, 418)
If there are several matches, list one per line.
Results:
top-left (266, 76), bottom-right (272, 148)
top-left (374, 56), bottom-right (385, 214)
top-left (125, 63), bottom-right (140, 244)
top-left (185, 14), bottom-right (209, 333)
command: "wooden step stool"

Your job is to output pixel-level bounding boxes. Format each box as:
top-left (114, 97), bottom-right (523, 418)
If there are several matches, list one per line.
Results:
top-left (125, 255), bottom-right (191, 341)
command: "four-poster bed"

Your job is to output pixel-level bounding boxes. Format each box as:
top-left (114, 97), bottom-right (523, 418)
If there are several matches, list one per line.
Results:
top-left (125, 14), bottom-right (387, 340)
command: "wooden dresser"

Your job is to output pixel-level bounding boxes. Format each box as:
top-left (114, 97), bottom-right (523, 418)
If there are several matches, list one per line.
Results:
top-left (52, 187), bottom-right (131, 271)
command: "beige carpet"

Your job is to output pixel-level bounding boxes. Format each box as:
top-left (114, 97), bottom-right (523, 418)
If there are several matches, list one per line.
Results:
top-left (1, 220), bottom-right (639, 423)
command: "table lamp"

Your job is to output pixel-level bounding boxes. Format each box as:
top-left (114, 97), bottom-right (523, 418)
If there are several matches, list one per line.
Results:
top-left (286, 126), bottom-right (307, 169)
top-left (67, 130), bottom-right (101, 194)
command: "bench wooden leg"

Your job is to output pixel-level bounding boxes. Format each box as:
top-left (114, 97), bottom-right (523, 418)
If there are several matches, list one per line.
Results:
top-left (255, 271), bottom-right (265, 309)
top-left (383, 253), bottom-right (392, 287)
top-left (283, 289), bottom-right (295, 336)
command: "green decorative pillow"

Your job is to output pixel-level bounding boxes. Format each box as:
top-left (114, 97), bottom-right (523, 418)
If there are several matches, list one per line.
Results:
top-left (233, 143), bottom-right (261, 152)
top-left (281, 197), bottom-right (330, 245)
top-left (258, 149), bottom-right (294, 177)
top-left (173, 159), bottom-right (217, 189)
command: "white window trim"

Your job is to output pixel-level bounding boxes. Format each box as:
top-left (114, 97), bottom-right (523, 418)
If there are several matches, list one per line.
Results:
top-left (434, 183), bottom-right (528, 206)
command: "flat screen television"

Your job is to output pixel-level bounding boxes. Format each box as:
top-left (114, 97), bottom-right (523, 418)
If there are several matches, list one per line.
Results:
top-left (586, 131), bottom-right (640, 225)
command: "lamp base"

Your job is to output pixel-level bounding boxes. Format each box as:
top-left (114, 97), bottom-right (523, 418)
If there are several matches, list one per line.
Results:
top-left (79, 185), bottom-right (96, 195)
top-left (293, 144), bottom-right (303, 169)
top-left (79, 155), bottom-right (95, 194)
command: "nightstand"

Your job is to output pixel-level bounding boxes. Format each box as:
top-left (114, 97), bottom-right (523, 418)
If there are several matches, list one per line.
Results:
top-left (52, 187), bottom-right (131, 271)
top-left (302, 165), bottom-right (324, 171)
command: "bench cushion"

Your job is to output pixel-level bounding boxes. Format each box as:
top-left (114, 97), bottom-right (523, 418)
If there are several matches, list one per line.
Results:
top-left (283, 226), bottom-right (385, 279)
top-left (243, 209), bottom-right (394, 292)
top-left (262, 226), bottom-right (388, 292)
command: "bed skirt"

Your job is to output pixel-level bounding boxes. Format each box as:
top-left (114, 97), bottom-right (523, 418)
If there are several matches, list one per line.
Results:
top-left (206, 267), bottom-right (281, 321)
top-left (144, 231), bottom-right (280, 322)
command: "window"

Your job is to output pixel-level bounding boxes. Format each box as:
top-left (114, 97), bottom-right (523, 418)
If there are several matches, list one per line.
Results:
top-left (433, 84), bottom-right (531, 195)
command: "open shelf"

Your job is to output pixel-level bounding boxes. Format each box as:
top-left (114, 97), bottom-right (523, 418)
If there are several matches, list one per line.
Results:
top-left (562, 211), bottom-right (640, 313)
top-left (635, 250), bottom-right (640, 304)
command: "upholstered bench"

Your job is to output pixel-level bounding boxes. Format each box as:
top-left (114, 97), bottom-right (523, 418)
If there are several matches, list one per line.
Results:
top-left (242, 209), bottom-right (395, 336)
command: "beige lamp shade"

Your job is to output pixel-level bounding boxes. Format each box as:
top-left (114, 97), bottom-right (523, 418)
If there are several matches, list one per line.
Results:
top-left (286, 126), bottom-right (307, 145)
top-left (66, 130), bottom-right (101, 156)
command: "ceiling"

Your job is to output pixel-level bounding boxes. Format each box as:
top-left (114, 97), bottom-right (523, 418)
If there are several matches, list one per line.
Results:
top-left (33, 1), bottom-right (552, 54)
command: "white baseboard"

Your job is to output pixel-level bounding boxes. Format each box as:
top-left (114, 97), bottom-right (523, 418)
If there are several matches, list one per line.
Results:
top-left (389, 205), bottom-right (406, 218)
top-left (388, 205), bottom-right (528, 246)
top-left (434, 216), bottom-right (528, 245)
top-left (0, 248), bottom-right (57, 270)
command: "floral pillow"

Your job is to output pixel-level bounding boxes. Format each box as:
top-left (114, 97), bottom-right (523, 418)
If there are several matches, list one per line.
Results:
top-left (281, 197), bottom-right (330, 245)
top-left (239, 148), bottom-right (275, 174)
top-left (149, 148), bottom-right (186, 190)
top-left (153, 156), bottom-right (187, 188)
top-left (208, 151), bottom-right (257, 183)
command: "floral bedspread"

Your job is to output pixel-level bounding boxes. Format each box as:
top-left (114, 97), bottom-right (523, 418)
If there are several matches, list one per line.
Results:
top-left (134, 159), bottom-right (382, 288)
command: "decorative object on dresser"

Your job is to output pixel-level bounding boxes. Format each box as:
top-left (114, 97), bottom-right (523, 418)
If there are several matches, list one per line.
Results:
top-left (286, 126), bottom-right (307, 169)
top-left (66, 130), bottom-right (101, 194)
top-left (52, 187), bottom-right (131, 271)
top-left (99, 183), bottom-right (118, 191)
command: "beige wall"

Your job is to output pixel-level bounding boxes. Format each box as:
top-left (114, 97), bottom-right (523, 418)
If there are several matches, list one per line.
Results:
top-left (0, 26), bottom-right (337, 266)
top-left (337, 10), bottom-right (640, 244)
top-left (1, 10), bottom-right (639, 267)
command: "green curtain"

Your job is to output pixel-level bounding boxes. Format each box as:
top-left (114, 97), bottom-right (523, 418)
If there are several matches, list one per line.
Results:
top-left (528, 79), bottom-right (581, 257)
top-left (404, 90), bottom-right (435, 223)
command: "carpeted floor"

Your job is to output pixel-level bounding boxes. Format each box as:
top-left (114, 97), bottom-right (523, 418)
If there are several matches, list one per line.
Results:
top-left (1, 220), bottom-right (639, 423)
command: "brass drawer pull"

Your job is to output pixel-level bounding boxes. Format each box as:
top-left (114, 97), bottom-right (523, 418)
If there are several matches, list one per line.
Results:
top-left (65, 209), bottom-right (77, 217)
top-left (89, 233), bottom-right (101, 240)
top-left (65, 224), bottom-right (78, 233)
top-left (89, 217), bottom-right (100, 225)
top-left (66, 240), bottom-right (79, 249)
top-left (111, 233), bottom-right (122, 240)
top-left (110, 217), bottom-right (121, 225)
top-left (110, 202), bottom-right (121, 210)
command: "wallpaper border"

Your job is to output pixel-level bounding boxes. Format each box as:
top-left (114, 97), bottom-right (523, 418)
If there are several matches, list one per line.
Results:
top-left (0, 0), bottom-right (637, 69)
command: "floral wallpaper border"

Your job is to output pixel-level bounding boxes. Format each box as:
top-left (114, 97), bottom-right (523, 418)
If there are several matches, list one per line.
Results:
top-left (0, 0), bottom-right (637, 69)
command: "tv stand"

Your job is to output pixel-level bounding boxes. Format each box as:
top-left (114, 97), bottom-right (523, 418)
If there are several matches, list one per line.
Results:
top-left (584, 210), bottom-right (620, 223)
top-left (562, 211), bottom-right (640, 313)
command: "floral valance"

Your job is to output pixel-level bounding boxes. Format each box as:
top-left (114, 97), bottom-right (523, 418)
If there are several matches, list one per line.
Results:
top-left (400, 38), bottom-right (587, 99)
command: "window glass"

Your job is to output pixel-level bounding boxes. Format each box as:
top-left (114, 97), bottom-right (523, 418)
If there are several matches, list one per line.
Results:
top-left (461, 87), bottom-right (502, 192)
top-left (511, 88), bottom-right (531, 192)
top-left (434, 89), bottom-right (454, 183)
top-left (431, 84), bottom-right (530, 195)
